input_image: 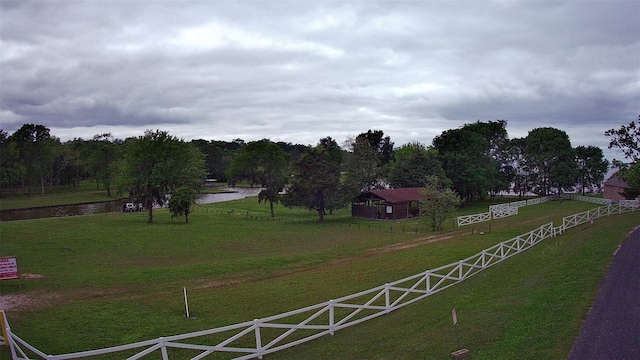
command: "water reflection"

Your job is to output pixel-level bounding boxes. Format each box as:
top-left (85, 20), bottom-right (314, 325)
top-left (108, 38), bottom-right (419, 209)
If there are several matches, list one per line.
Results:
top-left (0, 200), bottom-right (125, 221)
top-left (197, 187), bottom-right (262, 204)
top-left (0, 187), bottom-right (262, 221)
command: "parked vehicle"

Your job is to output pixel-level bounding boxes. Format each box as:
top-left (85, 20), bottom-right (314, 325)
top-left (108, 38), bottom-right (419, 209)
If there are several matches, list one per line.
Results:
top-left (122, 203), bottom-right (143, 212)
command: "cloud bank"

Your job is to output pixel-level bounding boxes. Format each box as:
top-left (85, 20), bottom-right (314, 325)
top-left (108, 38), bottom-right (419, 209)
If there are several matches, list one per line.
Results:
top-left (1, 0), bottom-right (638, 160)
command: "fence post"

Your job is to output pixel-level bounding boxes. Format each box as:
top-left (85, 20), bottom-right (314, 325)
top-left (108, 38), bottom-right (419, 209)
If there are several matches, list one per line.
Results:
top-left (329, 300), bottom-right (335, 335)
top-left (160, 337), bottom-right (169, 360)
top-left (254, 319), bottom-right (263, 359)
top-left (385, 284), bottom-right (391, 314)
top-left (425, 271), bottom-right (431, 293)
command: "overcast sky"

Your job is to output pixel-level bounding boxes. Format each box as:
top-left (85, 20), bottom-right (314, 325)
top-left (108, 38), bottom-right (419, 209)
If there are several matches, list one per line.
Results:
top-left (1, 0), bottom-right (638, 161)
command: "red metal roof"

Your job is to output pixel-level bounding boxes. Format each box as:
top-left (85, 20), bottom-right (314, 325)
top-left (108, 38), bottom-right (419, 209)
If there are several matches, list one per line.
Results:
top-left (356, 187), bottom-right (426, 203)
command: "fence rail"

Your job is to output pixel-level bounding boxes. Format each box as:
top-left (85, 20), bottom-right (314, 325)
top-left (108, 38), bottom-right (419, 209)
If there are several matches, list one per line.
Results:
top-left (456, 211), bottom-right (491, 227)
top-left (562, 194), bottom-right (612, 205)
top-left (620, 199), bottom-right (640, 208)
top-left (457, 195), bottom-right (555, 227)
top-left (3, 200), bottom-right (637, 360)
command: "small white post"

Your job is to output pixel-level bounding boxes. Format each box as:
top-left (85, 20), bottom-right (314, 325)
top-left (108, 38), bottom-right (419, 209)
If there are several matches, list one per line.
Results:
top-left (184, 287), bottom-right (190, 318)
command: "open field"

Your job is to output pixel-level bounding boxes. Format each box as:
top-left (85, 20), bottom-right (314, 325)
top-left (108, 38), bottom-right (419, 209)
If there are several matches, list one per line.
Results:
top-left (0, 196), bottom-right (637, 359)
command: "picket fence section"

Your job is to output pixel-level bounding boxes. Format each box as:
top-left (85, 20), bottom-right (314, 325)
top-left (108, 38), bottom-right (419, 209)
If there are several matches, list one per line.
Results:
top-left (563, 194), bottom-right (612, 205)
top-left (456, 211), bottom-right (491, 227)
top-left (560, 202), bottom-right (638, 232)
top-left (489, 205), bottom-right (518, 219)
top-left (457, 195), bottom-right (555, 227)
top-left (2, 200), bottom-right (636, 360)
top-left (620, 199), bottom-right (640, 208)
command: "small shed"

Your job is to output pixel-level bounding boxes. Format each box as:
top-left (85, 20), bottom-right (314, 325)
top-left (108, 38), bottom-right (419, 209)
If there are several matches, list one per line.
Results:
top-left (352, 187), bottom-right (425, 220)
top-left (603, 174), bottom-right (629, 202)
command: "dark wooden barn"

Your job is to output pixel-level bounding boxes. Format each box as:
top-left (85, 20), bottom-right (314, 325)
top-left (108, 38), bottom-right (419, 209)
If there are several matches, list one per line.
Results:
top-left (603, 173), bottom-right (630, 202)
top-left (351, 187), bottom-right (425, 220)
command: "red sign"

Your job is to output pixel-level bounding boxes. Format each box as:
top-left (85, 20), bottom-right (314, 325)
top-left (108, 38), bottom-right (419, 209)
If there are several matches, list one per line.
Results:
top-left (452, 308), bottom-right (458, 325)
top-left (0, 256), bottom-right (19, 280)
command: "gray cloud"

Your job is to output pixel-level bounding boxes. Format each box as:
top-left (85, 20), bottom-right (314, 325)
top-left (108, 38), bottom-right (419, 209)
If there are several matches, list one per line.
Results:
top-left (1, 0), bottom-right (638, 161)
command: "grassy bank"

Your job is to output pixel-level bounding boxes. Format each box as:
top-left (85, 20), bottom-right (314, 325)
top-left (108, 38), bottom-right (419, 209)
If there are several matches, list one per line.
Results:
top-left (0, 196), bottom-right (636, 359)
top-left (0, 181), bottom-right (120, 210)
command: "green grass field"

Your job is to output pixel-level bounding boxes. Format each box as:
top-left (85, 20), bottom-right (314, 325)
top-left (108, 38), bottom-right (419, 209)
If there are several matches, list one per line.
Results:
top-left (0, 194), bottom-right (637, 359)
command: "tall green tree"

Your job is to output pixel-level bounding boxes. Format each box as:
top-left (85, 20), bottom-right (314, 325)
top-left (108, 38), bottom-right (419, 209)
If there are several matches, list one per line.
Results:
top-left (502, 138), bottom-right (531, 196)
top-left (0, 130), bottom-right (24, 194)
top-left (605, 117), bottom-right (640, 198)
top-left (433, 125), bottom-right (498, 202)
top-left (355, 129), bottom-right (394, 166)
top-left (88, 133), bottom-right (120, 197)
top-left (227, 139), bottom-right (289, 217)
top-left (342, 135), bottom-right (382, 198)
top-left (9, 124), bottom-right (56, 195)
top-left (574, 145), bottom-right (609, 194)
top-left (386, 142), bottom-right (445, 188)
top-left (622, 162), bottom-right (640, 199)
top-left (117, 130), bottom-right (206, 223)
top-left (282, 138), bottom-right (342, 222)
top-left (227, 142), bottom-right (261, 187)
top-left (419, 176), bottom-right (461, 231)
top-left (248, 140), bottom-right (289, 218)
top-left (605, 117), bottom-right (639, 162)
top-left (191, 140), bottom-right (232, 182)
top-left (524, 127), bottom-right (576, 196)
top-left (168, 186), bottom-right (198, 223)
top-left (54, 139), bottom-right (84, 189)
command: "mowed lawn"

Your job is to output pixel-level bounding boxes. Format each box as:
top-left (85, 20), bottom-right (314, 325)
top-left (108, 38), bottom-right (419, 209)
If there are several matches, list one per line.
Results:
top-left (0, 197), bottom-right (637, 359)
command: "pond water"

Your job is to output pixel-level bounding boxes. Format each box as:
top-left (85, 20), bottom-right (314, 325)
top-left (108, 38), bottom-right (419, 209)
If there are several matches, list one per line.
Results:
top-left (196, 187), bottom-right (262, 204)
top-left (0, 188), bottom-right (262, 221)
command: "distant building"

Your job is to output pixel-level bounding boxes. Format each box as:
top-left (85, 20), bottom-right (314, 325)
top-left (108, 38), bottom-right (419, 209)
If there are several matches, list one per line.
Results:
top-left (352, 187), bottom-right (426, 220)
top-left (603, 173), bottom-right (629, 202)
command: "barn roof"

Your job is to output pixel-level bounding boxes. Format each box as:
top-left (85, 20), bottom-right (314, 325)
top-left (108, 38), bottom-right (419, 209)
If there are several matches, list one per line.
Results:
top-left (604, 174), bottom-right (628, 188)
top-left (355, 187), bottom-right (426, 203)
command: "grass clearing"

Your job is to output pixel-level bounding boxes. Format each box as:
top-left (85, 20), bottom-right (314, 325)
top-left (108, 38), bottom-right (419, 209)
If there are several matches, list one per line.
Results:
top-left (0, 195), bottom-right (637, 359)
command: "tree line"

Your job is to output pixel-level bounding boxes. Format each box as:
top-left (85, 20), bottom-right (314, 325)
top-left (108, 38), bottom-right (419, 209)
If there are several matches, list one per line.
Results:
top-left (2, 118), bottom-right (636, 223)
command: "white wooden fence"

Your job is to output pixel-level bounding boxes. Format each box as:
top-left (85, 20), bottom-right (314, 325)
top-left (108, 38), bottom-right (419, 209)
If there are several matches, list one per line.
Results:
top-left (562, 194), bottom-right (612, 205)
top-left (560, 202), bottom-right (638, 232)
top-left (456, 211), bottom-right (491, 227)
top-left (620, 199), bottom-right (639, 208)
top-left (457, 196), bottom-right (555, 227)
top-left (2, 201), bottom-right (636, 360)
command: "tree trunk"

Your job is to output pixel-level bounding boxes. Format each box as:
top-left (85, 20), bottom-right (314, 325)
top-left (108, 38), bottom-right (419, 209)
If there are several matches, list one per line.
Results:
top-left (318, 208), bottom-right (324, 222)
top-left (270, 201), bottom-right (275, 218)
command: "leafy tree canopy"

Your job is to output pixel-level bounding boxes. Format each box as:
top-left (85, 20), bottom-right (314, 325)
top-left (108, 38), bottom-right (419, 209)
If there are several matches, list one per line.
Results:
top-left (574, 145), bottom-right (609, 195)
top-left (168, 186), bottom-right (199, 223)
top-left (524, 127), bottom-right (576, 195)
top-left (355, 129), bottom-right (394, 165)
top-left (117, 129), bottom-right (206, 223)
top-left (433, 126), bottom-right (497, 201)
top-left (386, 142), bottom-right (446, 188)
top-left (419, 175), bottom-right (461, 231)
top-left (281, 138), bottom-right (342, 222)
top-left (605, 117), bottom-right (640, 162)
